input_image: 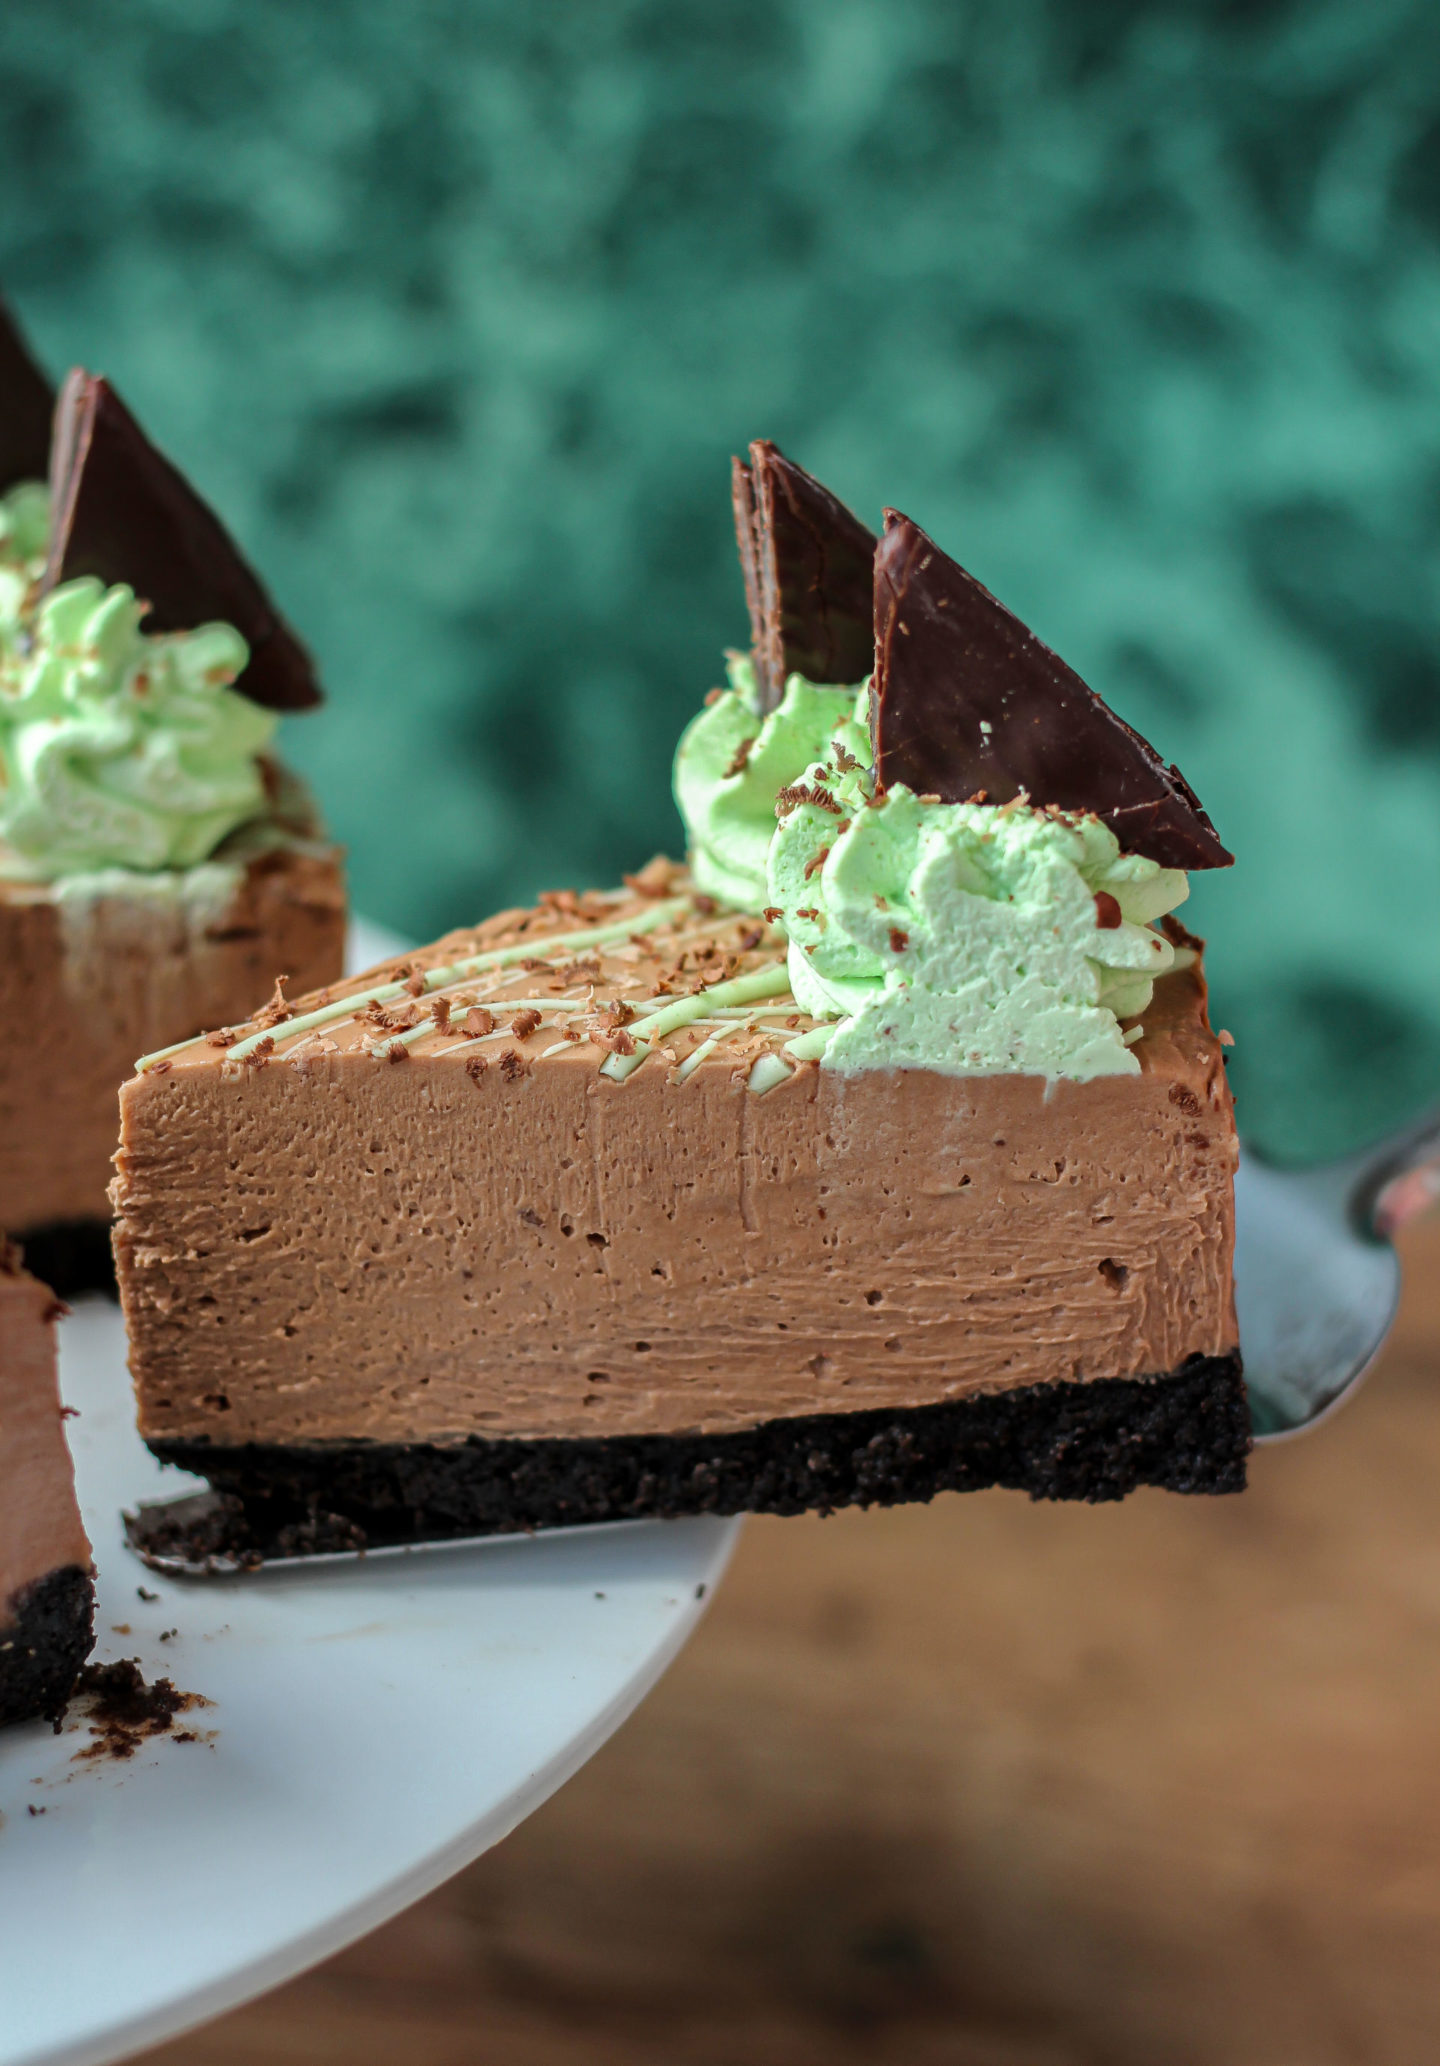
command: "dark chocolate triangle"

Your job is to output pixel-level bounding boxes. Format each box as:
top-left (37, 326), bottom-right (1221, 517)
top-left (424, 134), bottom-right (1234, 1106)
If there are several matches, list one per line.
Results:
top-left (41, 370), bottom-right (321, 712)
top-left (732, 440), bottom-right (876, 713)
top-left (871, 513), bottom-right (1231, 870)
top-left (0, 298), bottom-right (56, 492)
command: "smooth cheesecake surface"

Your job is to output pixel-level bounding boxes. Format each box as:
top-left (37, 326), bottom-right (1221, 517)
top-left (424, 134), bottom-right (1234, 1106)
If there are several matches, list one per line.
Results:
top-left (114, 874), bottom-right (1238, 1452)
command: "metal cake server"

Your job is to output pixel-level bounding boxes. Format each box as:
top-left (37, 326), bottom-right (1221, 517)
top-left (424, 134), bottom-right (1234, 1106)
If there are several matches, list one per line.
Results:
top-left (1239, 1108), bottom-right (1440, 1441)
top-left (123, 1108), bottom-right (1440, 1575)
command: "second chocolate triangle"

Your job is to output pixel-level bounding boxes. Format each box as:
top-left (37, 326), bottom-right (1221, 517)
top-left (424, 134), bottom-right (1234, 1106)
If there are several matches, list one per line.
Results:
top-left (42, 370), bottom-right (321, 712)
top-left (732, 440), bottom-right (876, 713)
top-left (871, 513), bottom-right (1232, 870)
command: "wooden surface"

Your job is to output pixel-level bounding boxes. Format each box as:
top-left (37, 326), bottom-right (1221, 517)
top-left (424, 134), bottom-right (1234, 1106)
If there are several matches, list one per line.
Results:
top-left (141, 1218), bottom-right (1440, 2066)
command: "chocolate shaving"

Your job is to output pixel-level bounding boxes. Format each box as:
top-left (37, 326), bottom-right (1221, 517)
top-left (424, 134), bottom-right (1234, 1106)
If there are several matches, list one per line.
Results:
top-left (776, 780), bottom-right (842, 818)
top-left (251, 975), bottom-right (293, 1029)
top-left (362, 1000), bottom-right (422, 1033)
top-left (40, 370), bottom-right (322, 712)
top-left (591, 1025), bottom-right (637, 1056)
top-left (0, 297), bottom-right (56, 492)
top-left (870, 512), bottom-right (1230, 871)
top-left (510, 1008), bottom-right (542, 1040)
top-left (732, 440), bottom-right (877, 714)
top-left (623, 856), bottom-right (676, 898)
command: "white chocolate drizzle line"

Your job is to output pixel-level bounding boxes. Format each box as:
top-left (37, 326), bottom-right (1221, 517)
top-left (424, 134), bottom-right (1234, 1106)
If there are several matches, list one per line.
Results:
top-left (669, 1022), bottom-right (744, 1082)
top-left (134, 895), bottom-right (693, 1071)
top-left (379, 975), bottom-right (797, 1076)
top-left (368, 997), bottom-right (777, 1064)
top-left (598, 963), bottom-right (793, 1083)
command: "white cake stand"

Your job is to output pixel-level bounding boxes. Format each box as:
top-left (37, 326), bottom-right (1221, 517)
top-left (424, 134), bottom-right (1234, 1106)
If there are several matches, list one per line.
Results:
top-left (0, 922), bottom-right (740, 2066)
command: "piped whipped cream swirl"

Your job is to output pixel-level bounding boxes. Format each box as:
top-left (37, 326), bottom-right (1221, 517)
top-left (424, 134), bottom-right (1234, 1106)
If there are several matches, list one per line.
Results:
top-left (672, 652), bottom-right (863, 909)
top-left (0, 483), bottom-right (276, 877)
top-left (674, 655), bottom-right (1192, 1082)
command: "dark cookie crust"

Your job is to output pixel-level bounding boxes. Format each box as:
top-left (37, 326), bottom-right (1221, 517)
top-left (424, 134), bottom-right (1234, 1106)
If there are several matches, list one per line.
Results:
top-left (145, 1353), bottom-right (1249, 1561)
top-left (1, 1564), bottom-right (97, 1728)
top-left (17, 1221), bottom-right (116, 1300)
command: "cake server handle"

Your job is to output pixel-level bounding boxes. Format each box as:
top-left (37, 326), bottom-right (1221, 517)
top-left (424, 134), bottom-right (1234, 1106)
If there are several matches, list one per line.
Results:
top-left (1351, 1108), bottom-right (1440, 1242)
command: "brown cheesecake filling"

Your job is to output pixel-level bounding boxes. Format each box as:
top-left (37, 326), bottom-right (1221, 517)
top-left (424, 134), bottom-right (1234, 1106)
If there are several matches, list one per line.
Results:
top-left (1, 1240), bottom-right (95, 1721)
top-left (115, 873), bottom-right (1237, 1453)
top-left (0, 830), bottom-right (345, 1238)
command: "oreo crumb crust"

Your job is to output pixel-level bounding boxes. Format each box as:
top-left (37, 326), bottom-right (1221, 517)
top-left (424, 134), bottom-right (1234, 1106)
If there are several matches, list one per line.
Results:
top-left (144, 1353), bottom-right (1248, 1563)
top-left (15, 1220), bottom-right (117, 1300)
top-left (0, 1564), bottom-right (96, 1728)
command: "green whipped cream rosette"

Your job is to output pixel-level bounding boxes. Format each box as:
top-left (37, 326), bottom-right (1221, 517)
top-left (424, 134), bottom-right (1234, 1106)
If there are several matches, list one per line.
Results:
top-left (0, 480), bottom-right (277, 878)
top-left (769, 757), bottom-right (1188, 1081)
top-left (672, 652), bottom-right (867, 908)
top-left (674, 658), bottom-right (1192, 1083)
top-left (0, 481), bottom-right (49, 640)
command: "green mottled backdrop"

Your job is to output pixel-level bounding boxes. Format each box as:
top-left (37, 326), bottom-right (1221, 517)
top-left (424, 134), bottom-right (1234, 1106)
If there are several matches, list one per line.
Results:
top-left (3, 0), bottom-right (1438, 1160)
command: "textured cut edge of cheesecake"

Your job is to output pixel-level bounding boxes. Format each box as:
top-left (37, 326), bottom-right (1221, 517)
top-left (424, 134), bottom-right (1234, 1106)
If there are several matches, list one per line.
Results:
top-left (116, 875), bottom-right (1237, 1458)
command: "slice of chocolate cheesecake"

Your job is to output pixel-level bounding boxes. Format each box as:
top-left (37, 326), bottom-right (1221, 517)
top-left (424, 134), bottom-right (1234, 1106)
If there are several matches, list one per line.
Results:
top-left (1, 1239), bottom-right (95, 1725)
top-left (0, 301), bottom-right (345, 1290)
top-left (112, 446), bottom-right (1245, 1554)
top-left (113, 874), bottom-right (1242, 1551)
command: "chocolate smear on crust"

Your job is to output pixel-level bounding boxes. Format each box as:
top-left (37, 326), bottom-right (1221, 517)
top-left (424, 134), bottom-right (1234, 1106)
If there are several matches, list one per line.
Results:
top-left (732, 439), bottom-right (877, 714)
top-left (871, 511), bottom-right (1232, 870)
top-left (0, 297), bottom-right (56, 492)
top-left (41, 369), bottom-right (322, 712)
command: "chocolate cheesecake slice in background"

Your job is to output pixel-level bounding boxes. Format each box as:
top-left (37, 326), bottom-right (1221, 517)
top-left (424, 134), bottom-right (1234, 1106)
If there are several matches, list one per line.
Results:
top-left (0, 300), bottom-right (345, 1290)
top-left (0, 1238), bottom-right (95, 1725)
top-left (0, 796), bottom-right (346, 1266)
